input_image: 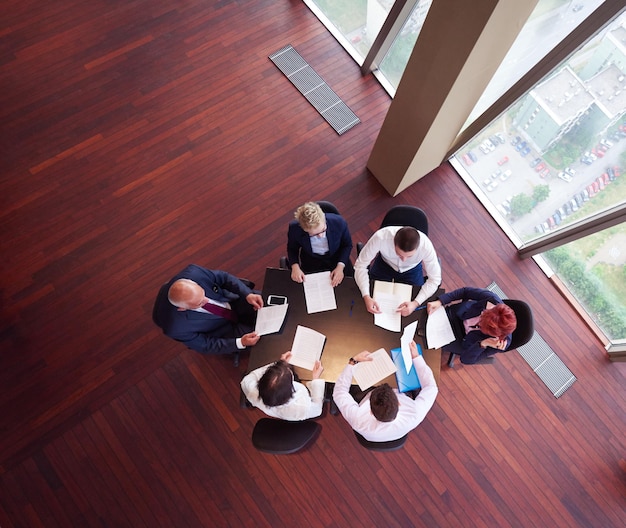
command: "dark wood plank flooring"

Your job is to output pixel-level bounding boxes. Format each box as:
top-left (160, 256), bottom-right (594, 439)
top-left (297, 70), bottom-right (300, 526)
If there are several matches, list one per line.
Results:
top-left (1, 1), bottom-right (624, 526)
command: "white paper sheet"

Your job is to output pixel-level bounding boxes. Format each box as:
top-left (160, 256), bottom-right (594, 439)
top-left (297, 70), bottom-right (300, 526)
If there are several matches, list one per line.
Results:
top-left (426, 306), bottom-right (456, 348)
top-left (303, 271), bottom-right (337, 314)
top-left (373, 292), bottom-right (403, 331)
top-left (254, 303), bottom-right (288, 336)
top-left (288, 325), bottom-right (326, 370)
top-left (400, 321), bottom-right (418, 374)
top-left (353, 348), bottom-right (398, 391)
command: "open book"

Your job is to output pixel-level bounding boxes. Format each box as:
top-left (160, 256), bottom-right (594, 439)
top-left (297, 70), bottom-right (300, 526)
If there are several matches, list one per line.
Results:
top-left (353, 348), bottom-right (397, 391)
top-left (288, 325), bottom-right (326, 371)
top-left (373, 280), bottom-right (413, 332)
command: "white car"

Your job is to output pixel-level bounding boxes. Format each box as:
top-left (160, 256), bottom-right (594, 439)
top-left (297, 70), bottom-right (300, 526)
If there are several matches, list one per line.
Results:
top-left (500, 169), bottom-right (512, 181)
top-left (564, 167), bottom-right (576, 177)
top-left (558, 171), bottom-right (572, 182)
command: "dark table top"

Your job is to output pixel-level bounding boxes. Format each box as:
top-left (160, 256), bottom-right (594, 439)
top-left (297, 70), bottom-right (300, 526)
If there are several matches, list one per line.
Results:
top-left (248, 268), bottom-right (442, 384)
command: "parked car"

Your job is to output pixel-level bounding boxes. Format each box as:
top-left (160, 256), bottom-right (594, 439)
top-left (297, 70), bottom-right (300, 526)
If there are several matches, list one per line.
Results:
top-left (557, 171), bottom-right (572, 182)
top-left (468, 150), bottom-right (477, 163)
top-left (564, 167), bottom-right (576, 177)
top-left (511, 135), bottom-right (521, 146)
top-left (574, 194), bottom-right (583, 208)
top-left (497, 205), bottom-right (510, 217)
top-left (600, 172), bottom-right (610, 185)
top-left (540, 168), bottom-right (550, 178)
top-left (534, 162), bottom-right (546, 172)
top-left (591, 181), bottom-right (600, 194)
top-left (500, 169), bottom-right (512, 181)
top-left (563, 202), bottom-right (572, 215)
top-left (487, 180), bottom-right (499, 192)
top-left (500, 199), bottom-right (511, 214)
top-left (462, 153), bottom-right (473, 165)
top-left (535, 224), bottom-right (545, 234)
top-left (600, 138), bottom-right (613, 149)
top-left (586, 184), bottom-right (596, 197)
top-left (552, 212), bottom-right (562, 225)
top-left (495, 133), bottom-right (505, 144)
top-left (547, 216), bottom-right (556, 229)
top-left (581, 155), bottom-right (594, 165)
top-left (515, 141), bottom-right (527, 152)
top-left (530, 157), bottom-right (542, 168)
top-left (520, 146), bottom-right (531, 157)
top-left (580, 189), bottom-right (589, 202)
top-left (497, 156), bottom-right (509, 165)
top-left (569, 198), bottom-right (579, 212)
top-left (592, 147), bottom-right (604, 158)
top-left (612, 166), bottom-right (621, 179)
top-left (596, 176), bottom-right (605, 190)
top-left (490, 170), bottom-right (502, 180)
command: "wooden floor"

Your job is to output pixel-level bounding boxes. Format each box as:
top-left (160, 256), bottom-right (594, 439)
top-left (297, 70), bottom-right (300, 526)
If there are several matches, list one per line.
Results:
top-left (1, 1), bottom-right (624, 526)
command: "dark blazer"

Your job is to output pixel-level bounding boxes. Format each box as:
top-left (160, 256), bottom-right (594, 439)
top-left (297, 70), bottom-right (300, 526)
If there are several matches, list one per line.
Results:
top-left (287, 213), bottom-right (353, 273)
top-left (153, 264), bottom-right (254, 355)
top-left (438, 287), bottom-right (512, 364)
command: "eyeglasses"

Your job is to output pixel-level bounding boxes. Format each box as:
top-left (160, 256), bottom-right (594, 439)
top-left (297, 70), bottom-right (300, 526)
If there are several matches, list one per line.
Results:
top-left (308, 225), bottom-right (327, 237)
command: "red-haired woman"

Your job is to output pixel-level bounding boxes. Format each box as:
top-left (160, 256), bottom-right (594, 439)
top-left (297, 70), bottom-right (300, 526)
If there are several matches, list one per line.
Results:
top-left (427, 287), bottom-right (517, 364)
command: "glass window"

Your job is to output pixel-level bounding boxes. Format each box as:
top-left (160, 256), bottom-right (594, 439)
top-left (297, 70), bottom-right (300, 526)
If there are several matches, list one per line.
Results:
top-left (540, 225), bottom-right (626, 341)
top-left (452, 11), bottom-right (626, 343)
top-left (466, 0), bottom-right (606, 127)
top-left (376, 0), bottom-right (432, 89)
top-left (304, 0), bottom-right (393, 63)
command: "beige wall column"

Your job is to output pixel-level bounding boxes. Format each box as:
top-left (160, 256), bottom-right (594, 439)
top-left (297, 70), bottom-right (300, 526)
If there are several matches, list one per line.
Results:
top-left (367, 0), bottom-right (538, 196)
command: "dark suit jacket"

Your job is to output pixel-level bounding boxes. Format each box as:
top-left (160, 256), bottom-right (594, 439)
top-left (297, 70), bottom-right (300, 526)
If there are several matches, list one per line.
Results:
top-left (287, 213), bottom-right (353, 273)
top-left (153, 264), bottom-right (254, 355)
top-left (438, 287), bottom-right (512, 364)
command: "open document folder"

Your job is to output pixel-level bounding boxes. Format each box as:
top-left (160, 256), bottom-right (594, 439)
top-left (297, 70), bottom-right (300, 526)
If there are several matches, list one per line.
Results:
top-left (425, 306), bottom-right (455, 349)
top-left (303, 271), bottom-right (337, 314)
top-left (352, 348), bottom-right (397, 391)
top-left (254, 303), bottom-right (288, 336)
top-left (288, 325), bottom-right (326, 371)
top-left (372, 280), bottom-right (412, 332)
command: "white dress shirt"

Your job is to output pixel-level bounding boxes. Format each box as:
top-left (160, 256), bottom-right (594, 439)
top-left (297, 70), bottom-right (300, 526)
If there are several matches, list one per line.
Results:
top-left (332, 355), bottom-right (438, 442)
top-left (354, 226), bottom-right (442, 306)
top-left (241, 364), bottom-right (325, 421)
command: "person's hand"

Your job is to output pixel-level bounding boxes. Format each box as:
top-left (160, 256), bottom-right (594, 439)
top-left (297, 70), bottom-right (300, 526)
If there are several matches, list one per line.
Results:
top-left (481, 337), bottom-right (506, 350)
top-left (291, 264), bottom-right (305, 283)
top-left (330, 266), bottom-right (344, 287)
top-left (409, 340), bottom-right (420, 359)
top-left (353, 350), bottom-right (373, 362)
top-left (427, 300), bottom-right (442, 315)
top-left (396, 300), bottom-right (417, 317)
top-left (312, 360), bottom-right (324, 379)
top-left (280, 351), bottom-right (292, 362)
top-left (241, 332), bottom-right (260, 347)
top-left (364, 295), bottom-right (381, 314)
top-left (246, 293), bottom-right (263, 310)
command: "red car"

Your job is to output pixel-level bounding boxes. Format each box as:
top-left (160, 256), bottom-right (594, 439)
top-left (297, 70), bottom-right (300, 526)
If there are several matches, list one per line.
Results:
top-left (592, 147), bottom-right (605, 158)
top-left (596, 176), bottom-right (605, 190)
top-left (497, 156), bottom-right (509, 166)
top-left (540, 168), bottom-right (550, 179)
top-left (600, 172), bottom-right (610, 185)
top-left (586, 184), bottom-right (596, 197)
top-left (534, 162), bottom-right (546, 172)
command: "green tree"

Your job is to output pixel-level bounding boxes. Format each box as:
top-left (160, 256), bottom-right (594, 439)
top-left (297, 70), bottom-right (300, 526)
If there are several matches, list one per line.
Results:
top-left (532, 184), bottom-right (550, 203)
top-left (510, 193), bottom-right (533, 217)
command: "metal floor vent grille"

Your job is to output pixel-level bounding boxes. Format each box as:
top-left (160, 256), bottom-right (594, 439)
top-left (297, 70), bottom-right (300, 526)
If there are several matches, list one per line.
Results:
top-left (269, 44), bottom-right (360, 135)
top-left (487, 282), bottom-right (577, 398)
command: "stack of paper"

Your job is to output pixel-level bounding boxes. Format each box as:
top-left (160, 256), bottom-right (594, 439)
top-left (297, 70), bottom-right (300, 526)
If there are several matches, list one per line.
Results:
top-left (303, 271), bottom-right (337, 314)
top-left (352, 348), bottom-right (397, 390)
top-left (288, 325), bottom-right (326, 370)
top-left (373, 280), bottom-right (413, 332)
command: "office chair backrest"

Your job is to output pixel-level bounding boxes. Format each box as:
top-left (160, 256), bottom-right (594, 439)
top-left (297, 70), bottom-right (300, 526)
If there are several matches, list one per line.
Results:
top-left (317, 200), bottom-right (340, 215)
top-left (354, 431), bottom-right (408, 451)
top-left (380, 205), bottom-right (428, 236)
top-left (252, 418), bottom-right (321, 454)
top-left (152, 283), bottom-right (169, 327)
top-left (502, 299), bottom-right (534, 349)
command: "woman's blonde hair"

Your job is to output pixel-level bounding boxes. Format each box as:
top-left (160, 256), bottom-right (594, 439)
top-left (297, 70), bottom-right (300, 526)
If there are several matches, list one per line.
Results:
top-left (294, 202), bottom-right (324, 231)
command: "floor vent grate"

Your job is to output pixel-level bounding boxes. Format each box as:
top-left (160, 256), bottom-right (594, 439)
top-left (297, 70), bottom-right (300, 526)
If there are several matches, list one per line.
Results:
top-left (487, 282), bottom-right (577, 398)
top-left (269, 44), bottom-right (360, 135)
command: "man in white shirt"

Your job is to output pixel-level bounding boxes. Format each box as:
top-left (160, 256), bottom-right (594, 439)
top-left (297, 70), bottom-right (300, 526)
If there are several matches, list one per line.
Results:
top-left (354, 226), bottom-right (441, 316)
top-left (241, 352), bottom-right (325, 421)
top-left (332, 342), bottom-right (438, 442)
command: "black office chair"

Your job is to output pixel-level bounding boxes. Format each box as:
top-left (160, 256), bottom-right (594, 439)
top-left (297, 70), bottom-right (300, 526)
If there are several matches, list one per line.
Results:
top-left (354, 431), bottom-right (408, 452)
top-left (251, 418), bottom-right (321, 454)
top-left (356, 205), bottom-right (429, 256)
top-left (447, 299), bottom-right (534, 367)
top-left (280, 200), bottom-right (342, 269)
top-left (152, 281), bottom-right (252, 368)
